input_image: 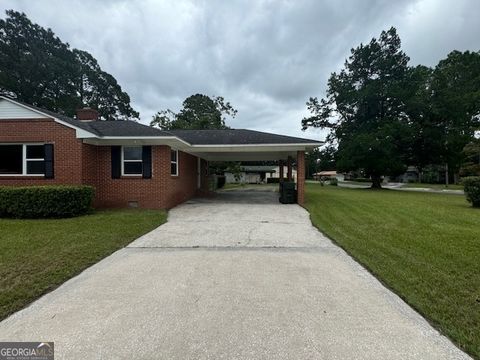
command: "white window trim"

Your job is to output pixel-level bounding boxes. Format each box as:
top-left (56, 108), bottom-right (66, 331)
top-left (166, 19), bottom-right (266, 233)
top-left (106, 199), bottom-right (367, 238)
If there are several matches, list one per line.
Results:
top-left (0, 143), bottom-right (45, 177)
top-left (171, 149), bottom-right (179, 176)
top-left (121, 145), bottom-right (143, 176)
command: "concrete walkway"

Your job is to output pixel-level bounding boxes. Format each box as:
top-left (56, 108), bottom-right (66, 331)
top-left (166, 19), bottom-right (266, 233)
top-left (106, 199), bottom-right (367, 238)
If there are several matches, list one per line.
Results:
top-left (0, 191), bottom-right (470, 359)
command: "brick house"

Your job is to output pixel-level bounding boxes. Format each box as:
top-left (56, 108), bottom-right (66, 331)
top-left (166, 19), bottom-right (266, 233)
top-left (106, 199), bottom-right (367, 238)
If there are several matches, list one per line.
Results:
top-left (0, 96), bottom-right (322, 208)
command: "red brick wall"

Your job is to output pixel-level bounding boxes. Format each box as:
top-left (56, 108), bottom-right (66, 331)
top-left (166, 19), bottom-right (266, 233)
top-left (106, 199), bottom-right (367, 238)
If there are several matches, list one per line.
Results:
top-left (296, 151), bottom-right (305, 205)
top-left (0, 119), bottom-right (83, 185)
top-left (0, 118), bottom-right (202, 209)
top-left (82, 145), bottom-right (200, 209)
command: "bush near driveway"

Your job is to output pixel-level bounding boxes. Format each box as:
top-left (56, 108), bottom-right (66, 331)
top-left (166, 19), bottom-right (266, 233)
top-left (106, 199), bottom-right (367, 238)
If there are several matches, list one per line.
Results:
top-left (305, 184), bottom-right (480, 359)
top-left (0, 185), bottom-right (95, 218)
top-left (462, 176), bottom-right (480, 207)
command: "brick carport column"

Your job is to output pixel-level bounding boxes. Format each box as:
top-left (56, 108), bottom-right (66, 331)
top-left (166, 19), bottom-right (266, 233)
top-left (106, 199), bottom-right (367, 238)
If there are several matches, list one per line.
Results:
top-left (296, 151), bottom-right (305, 205)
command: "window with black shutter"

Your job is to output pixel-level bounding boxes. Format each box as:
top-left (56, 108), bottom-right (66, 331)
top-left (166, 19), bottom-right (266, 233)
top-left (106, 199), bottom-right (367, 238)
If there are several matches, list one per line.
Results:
top-left (0, 144), bottom-right (49, 176)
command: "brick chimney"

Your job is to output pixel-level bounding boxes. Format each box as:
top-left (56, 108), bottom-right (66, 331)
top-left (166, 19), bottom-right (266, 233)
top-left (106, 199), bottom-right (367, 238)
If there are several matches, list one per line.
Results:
top-left (76, 107), bottom-right (99, 121)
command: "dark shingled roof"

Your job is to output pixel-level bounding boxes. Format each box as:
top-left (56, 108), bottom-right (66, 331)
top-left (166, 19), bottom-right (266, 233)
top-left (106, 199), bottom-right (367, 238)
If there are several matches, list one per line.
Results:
top-left (3, 97), bottom-right (323, 145)
top-left (167, 129), bottom-right (322, 145)
top-left (241, 165), bottom-right (277, 172)
top-left (87, 120), bottom-right (168, 137)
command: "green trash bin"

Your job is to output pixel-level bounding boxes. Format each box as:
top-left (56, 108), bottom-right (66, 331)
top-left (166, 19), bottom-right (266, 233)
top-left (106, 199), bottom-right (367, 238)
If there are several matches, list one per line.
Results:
top-left (279, 181), bottom-right (297, 204)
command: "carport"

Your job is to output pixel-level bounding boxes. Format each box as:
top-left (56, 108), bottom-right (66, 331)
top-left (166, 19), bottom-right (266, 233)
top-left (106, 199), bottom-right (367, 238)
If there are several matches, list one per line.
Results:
top-left (167, 129), bottom-right (323, 205)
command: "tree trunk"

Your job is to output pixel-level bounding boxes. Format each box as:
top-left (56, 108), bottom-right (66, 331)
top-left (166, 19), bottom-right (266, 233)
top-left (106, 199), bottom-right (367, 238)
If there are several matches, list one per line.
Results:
top-left (371, 175), bottom-right (382, 189)
top-left (445, 163), bottom-right (449, 188)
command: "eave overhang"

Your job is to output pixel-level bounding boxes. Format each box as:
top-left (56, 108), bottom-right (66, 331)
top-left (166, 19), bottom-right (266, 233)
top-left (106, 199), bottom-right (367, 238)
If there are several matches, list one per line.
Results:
top-left (83, 137), bottom-right (323, 161)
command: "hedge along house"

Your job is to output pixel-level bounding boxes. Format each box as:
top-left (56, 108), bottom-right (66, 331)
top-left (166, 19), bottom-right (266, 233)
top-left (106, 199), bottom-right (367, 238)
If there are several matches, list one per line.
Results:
top-left (0, 96), bottom-right (322, 208)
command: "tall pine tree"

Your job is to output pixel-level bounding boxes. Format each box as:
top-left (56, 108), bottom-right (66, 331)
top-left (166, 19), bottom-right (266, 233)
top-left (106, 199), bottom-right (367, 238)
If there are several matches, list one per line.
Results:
top-left (302, 28), bottom-right (411, 188)
top-left (0, 10), bottom-right (139, 120)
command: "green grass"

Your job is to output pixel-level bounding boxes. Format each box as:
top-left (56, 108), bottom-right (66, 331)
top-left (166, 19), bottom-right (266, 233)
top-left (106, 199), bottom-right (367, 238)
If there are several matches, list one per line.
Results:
top-left (402, 182), bottom-right (464, 190)
top-left (338, 180), bottom-right (373, 186)
top-left (221, 183), bottom-right (278, 191)
top-left (305, 184), bottom-right (480, 359)
top-left (0, 209), bottom-right (167, 320)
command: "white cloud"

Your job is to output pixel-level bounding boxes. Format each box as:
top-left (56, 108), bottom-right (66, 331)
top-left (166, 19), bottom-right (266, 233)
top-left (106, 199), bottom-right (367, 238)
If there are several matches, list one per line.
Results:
top-left (1, 0), bottom-right (479, 140)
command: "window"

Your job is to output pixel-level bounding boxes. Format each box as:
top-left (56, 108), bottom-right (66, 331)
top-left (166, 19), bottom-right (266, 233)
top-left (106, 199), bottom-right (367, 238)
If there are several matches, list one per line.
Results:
top-left (0, 144), bottom-right (45, 176)
top-left (25, 145), bottom-right (45, 174)
top-left (0, 145), bottom-right (22, 174)
top-left (171, 149), bottom-right (178, 176)
top-left (122, 146), bottom-right (143, 175)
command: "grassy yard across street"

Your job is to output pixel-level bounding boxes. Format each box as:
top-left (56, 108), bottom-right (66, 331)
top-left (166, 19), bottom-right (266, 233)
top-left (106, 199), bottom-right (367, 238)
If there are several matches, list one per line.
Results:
top-left (0, 209), bottom-right (166, 320)
top-left (305, 184), bottom-right (480, 358)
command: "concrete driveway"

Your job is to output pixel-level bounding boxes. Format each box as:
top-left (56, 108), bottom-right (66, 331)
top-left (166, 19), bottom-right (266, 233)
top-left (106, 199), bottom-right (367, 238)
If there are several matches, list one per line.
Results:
top-left (0, 191), bottom-right (470, 359)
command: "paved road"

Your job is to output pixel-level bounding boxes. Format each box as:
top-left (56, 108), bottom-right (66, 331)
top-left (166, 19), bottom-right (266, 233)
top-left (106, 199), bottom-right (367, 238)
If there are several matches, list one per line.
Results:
top-left (333, 181), bottom-right (464, 194)
top-left (0, 191), bottom-right (470, 359)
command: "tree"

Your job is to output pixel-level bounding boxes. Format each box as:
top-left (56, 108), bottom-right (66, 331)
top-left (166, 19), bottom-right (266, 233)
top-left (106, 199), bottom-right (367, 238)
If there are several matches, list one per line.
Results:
top-left (73, 49), bottom-right (138, 120)
top-left (150, 94), bottom-right (237, 130)
top-left (403, 66), bottom-right (439, 170)
top-left (305, 146), bottom-right (336, 178)
top-left (430, 50), bottom-right (480, 180)
top-left (460, 140), bottom-right (480, 176)
top-left (225, 162), bottom-right (243, 182)
top-left (0, 10), bottom-right (138, 120)
top-left (302, 28), bottom-right (411, 188)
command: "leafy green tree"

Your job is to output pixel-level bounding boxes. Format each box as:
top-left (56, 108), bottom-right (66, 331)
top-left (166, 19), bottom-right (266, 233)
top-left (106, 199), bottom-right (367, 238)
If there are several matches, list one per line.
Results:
top-left (460, 140), bottom-right (480, 176)
top-left (0, 10), bottom-right (77, 112)
top-left (225, 162), bottom-right (243, 182)
top-left (150, 94), bottom-right (237, 130)
top-left (305, 146), bottom-right (337, 178)
top-left (403, 65), bottom-right (443, 171)
top-left (73, 49), bottom-right (138, 120)
top-left (430, 50), bottom-right (480, 178)
top-left (0, 10), bottom-right (138, 120)
top-left (302, 28), bottom-right (411, 188)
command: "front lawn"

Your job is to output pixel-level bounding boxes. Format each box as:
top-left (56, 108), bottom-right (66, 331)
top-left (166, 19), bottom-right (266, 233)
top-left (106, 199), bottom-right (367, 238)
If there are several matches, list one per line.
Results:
top-left (305, 184), bottom-right (480, 359)
top-left (0, 209), bottom-right (166, 320)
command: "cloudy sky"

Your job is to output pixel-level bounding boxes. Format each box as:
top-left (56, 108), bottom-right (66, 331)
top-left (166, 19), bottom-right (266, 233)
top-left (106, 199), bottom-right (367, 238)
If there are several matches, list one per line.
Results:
top-left (1, 0), bottom-right (479, 141)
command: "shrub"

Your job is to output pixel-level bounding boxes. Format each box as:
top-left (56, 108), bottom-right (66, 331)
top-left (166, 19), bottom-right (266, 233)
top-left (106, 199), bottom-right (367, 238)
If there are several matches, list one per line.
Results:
top-left (329, 177), bottom-right (338, 186)
top-left (0, 185), bottom-right (95, 218)
top-left (462, 177), bottom-right (480, 208)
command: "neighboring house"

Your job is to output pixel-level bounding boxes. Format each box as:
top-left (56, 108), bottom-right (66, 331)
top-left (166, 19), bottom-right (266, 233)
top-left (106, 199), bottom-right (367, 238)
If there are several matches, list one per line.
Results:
top-left (313, 171), bottom-right (345, 182)
top-left (265, 165), bottom-right (297, 181)
top-left (225, 165), bottom-right (276, 184)
top-left (394, 166), bottom-right (420, 183)
top-left (391, 165), bottom-right (448, 184)
top-left (0, 96), bottom-right (322, 207)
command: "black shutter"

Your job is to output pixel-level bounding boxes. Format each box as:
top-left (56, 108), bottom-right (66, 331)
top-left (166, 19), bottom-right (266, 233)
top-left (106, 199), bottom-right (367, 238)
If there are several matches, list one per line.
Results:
top-left (111, 146), bottom-right (121, 179)
top-left (142, 146), bottom-right (152, 179)
top-left (44, 144), bottom-right (54, 179)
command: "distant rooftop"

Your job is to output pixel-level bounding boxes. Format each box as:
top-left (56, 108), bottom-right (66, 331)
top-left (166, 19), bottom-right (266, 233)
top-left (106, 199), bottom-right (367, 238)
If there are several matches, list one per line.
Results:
top-left (240, 165), bottom-right (277, 172)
